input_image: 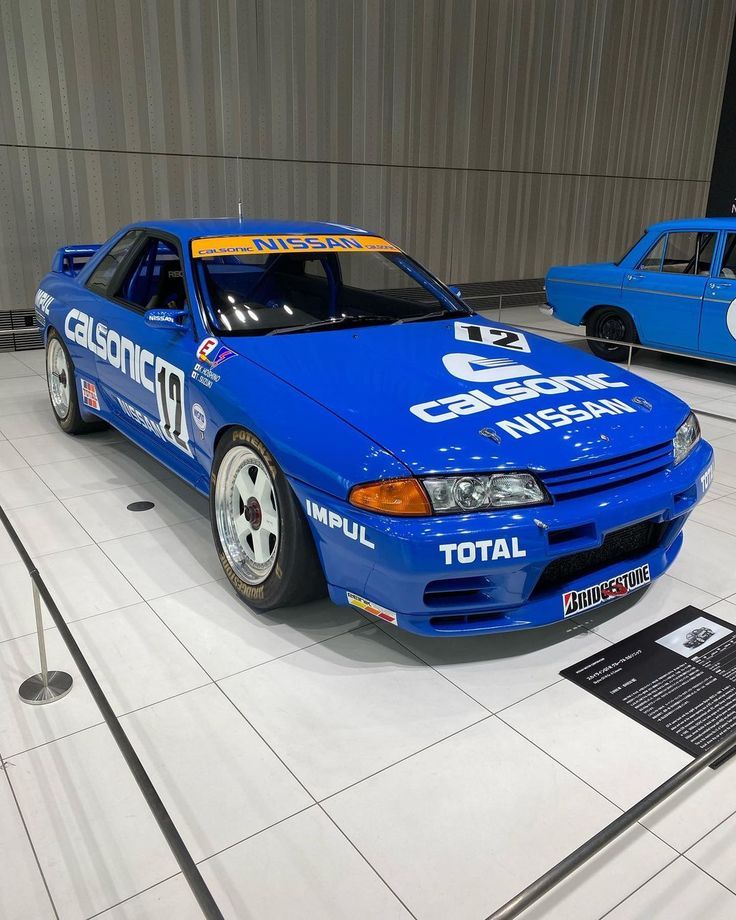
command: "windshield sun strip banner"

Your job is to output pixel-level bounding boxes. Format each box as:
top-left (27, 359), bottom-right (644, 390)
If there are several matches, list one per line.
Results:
top-left (191, 234), bottom-right (400, 258)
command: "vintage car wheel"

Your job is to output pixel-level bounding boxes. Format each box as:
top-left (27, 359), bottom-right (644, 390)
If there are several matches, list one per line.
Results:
top-left (586, 307), bottom-right (639, 363)
top-left (210, 427), bottom-right (326, 611)
top-left (46, 329), bottom-right (105, 434)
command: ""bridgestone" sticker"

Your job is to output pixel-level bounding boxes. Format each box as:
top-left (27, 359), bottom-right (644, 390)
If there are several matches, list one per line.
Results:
top-left (562, 564), bottom-right (651, 617)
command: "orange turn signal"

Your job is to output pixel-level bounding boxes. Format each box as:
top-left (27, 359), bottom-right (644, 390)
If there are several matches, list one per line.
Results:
top-left (349, 478), bottom-right (431, 516)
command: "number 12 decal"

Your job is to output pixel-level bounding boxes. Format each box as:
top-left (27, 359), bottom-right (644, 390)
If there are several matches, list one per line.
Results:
top-left (454, 322), bottom-right (531, 353)
top-left (154, 358), bottom-right (192, 456)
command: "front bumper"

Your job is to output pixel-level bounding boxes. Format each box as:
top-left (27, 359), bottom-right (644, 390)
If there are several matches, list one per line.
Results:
top-left (290, 439), bottom-right (714, 637)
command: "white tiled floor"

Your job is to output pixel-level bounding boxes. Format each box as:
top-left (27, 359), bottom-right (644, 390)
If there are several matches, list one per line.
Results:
top-left (2, 337), bottom-right (736, 919)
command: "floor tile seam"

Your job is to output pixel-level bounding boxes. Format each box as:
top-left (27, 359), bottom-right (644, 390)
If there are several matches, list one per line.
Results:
top-left (680, 852), bottom-right (736, 897)
top-left (1, 760), bottom-right (62, 920)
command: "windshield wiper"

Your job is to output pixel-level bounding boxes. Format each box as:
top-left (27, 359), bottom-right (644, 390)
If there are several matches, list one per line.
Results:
top-left (268, 315), bottom-right (398, 335)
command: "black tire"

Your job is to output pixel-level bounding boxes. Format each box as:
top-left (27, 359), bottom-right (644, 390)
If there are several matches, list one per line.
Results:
top-left (586, 307), bottom-right (639, 363)
top-left (45, 328), bottom-right (106, 434)
top-left (210, 427), bottom-right (326, 611)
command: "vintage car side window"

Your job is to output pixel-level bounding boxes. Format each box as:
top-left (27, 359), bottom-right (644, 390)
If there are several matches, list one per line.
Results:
top-left (660, 231), bottom-right (715, 274)
top-left (720, 233), bottom-right (736, 279)
top-left (85, 230), bottom-right (144, 296)
top-left (639, 236), bottom-right (665, 271)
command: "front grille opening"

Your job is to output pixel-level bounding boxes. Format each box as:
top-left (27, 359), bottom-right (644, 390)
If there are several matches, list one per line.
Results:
top-left (533, 519), bottom-right (667, 596)
top-left (423, 575), bottom-right (495, 609)
top-left (428, 610), bottom-right (506, 630)
top-left (548, 523), bottom-right (596, 545)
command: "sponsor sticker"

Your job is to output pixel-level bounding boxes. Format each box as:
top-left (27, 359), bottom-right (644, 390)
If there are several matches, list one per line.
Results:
top-left (81, 379), bottom-right (99, 410)
top-left (35, 289), bottom-right (53, 326)
top-left (455, 322), bottom-right (530, 353)
top-left (700, 463), bottom-right (714, 493)
top-left (192, 402), bottom-right (207, 432)
top-left (146, 309), bottom-right (179, 325)
top-left (443, 353), bottom-right (538, 383)
top-left (347, 592), bottom-right (398, 624)
top-left (116, 395), bottom-right (166, 441)
top-left (191, 234), bottom-right (399, 258)
top-left (562, 564), bottom-right (651, 618)
top-left (410, 351), bottom-right (630, 425)
top-left (64, 309), bottom-right (192, 456)
top-left (439, 537), bottom-right (526, 565)
top-left (196, 337), bottom-right (236, 368)
top-left (197, 337), bottom-right (219, 361)
top-left (305, 499), bottom-right (375, 548)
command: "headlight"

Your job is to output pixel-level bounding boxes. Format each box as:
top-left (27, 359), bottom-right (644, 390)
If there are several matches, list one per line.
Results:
top-left (422, 472), bottom-right (550, 513)
top-left (673, 413), bottom-right (700, 465)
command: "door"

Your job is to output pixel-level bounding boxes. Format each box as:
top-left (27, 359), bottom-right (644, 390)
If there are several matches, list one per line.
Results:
top-left (700, 231), bottom-right (736, 358)
top-left (621, 230), bottom-right (714, 350)
top-left (89, 234), bottom-right (200, 470)
top-left (64, 229), bottom-right (146, 389)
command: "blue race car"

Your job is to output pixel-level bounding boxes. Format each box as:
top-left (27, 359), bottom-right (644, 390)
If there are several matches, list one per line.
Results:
top-left (36, 218), bottom-right (713, 636)
top-left (545, 217), bottom-right (736, 363)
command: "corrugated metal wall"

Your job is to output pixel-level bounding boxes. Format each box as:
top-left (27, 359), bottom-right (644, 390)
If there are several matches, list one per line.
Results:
top-left (0, 0), bottom-right (733, 315)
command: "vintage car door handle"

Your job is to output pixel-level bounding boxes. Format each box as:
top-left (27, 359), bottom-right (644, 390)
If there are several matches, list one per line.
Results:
top-left (625, 272), bottom-right (645, 282)
top-left (709, 281), bottom-right (731, 289)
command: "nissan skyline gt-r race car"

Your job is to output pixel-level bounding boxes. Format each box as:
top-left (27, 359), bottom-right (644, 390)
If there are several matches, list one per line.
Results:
top-left (35, 218), bottom-right (714, 637)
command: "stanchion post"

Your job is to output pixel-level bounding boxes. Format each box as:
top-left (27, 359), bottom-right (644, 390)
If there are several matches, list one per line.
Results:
top-left (627, 342), bottom-right (633, 368)
top-left (18, 580), bottom-right (73, 705)
top-left (498, 293), bottom-right (503, 321)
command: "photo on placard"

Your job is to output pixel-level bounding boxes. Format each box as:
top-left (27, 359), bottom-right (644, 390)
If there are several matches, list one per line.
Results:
top-left (655, 616), bottom-right (733, 659)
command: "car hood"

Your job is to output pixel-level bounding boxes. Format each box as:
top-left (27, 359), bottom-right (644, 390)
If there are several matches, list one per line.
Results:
top-left (225, 317), bottom-right (691, 476)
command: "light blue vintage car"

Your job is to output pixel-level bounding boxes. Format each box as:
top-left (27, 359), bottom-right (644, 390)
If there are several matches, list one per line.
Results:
top-left (545, 218), bottom-right (736, 363)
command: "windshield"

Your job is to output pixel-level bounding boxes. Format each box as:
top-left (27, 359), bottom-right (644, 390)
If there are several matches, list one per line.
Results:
top-left (614, 232), bottom-right (647, 266)
top-left (192, 236), bottom-right (469, 334)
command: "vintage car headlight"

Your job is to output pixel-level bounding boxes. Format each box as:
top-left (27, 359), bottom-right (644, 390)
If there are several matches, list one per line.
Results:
top-left (673, 413), bottom-right (700, 466)
top-left (422, 473), bottom-right (550, 513)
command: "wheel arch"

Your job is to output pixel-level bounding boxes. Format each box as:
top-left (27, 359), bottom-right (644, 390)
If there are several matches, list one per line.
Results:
top-left (212, 422), bottom-right (242, 458)
top-left (42, 322), bottom-right (59, 345)
top-left (583, 303), bottom-right (635, 327)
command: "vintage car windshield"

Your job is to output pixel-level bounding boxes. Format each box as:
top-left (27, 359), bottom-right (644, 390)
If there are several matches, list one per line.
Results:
top-left (614, 232), bottom-right (646, 266)
top-left (193, 241), bottom-right (468, 335)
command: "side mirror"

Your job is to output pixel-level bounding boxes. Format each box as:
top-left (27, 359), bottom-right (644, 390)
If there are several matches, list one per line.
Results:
top-left (144, 307), bottom-right (189, 330)
top-left (448, 285), bottom-right (463, 299)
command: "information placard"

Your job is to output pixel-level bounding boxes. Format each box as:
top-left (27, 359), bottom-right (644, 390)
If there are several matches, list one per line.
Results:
top-left (561, 606), bottom-right (736, 758)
